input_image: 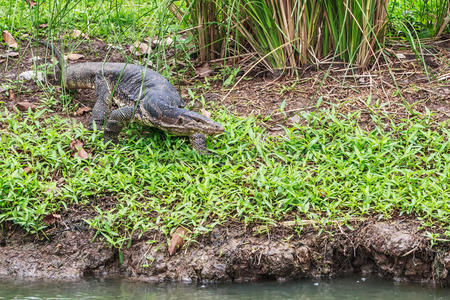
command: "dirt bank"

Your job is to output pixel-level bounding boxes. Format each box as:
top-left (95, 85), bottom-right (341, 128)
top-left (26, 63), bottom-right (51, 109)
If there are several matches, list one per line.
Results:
top-left (1, 37), bottom-right (449, 287)
top-left (1, 218), bottom-right (449, 286)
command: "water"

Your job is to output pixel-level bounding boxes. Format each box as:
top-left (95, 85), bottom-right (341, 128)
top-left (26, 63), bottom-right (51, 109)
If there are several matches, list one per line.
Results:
top-left (0, 277), bottom-right (448, 300)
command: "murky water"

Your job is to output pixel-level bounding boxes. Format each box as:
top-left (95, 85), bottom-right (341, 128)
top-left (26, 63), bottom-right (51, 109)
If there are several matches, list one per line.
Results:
top-left (0, 277), bottom-right (448, 300)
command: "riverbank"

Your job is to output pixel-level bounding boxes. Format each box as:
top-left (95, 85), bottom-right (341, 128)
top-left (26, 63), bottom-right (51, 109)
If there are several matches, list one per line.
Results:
top-left (1, 34), bottom-right (449, 287)
top-left (1, 218), bottom-right (449, 286)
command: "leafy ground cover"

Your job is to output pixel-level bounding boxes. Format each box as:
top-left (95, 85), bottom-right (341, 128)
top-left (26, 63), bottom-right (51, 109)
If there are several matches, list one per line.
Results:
top-left (0, 0), bottom-right (449, 250)
top-left (1, 105), bottom-right (448, 248)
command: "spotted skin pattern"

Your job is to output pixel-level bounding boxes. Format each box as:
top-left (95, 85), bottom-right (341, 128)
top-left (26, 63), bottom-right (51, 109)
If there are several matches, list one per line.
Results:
top-left (37, 41), bottom-right (224, 153)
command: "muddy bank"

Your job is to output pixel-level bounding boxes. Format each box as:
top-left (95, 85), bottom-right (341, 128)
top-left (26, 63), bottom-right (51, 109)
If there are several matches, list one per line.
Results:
top-left (0, 219), bottom-right (449, 286)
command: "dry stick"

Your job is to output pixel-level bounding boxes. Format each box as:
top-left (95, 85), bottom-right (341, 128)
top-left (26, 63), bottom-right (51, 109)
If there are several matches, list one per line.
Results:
top-left (254, 217), bottom-right (369, 232)
top-left (435, 7), bottom-right (450, 39)
top-left (270, 106), bottom-right (318, 117)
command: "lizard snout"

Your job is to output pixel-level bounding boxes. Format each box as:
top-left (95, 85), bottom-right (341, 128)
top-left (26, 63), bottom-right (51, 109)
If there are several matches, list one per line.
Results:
top-left (179, 110), bottom-right (225, 135)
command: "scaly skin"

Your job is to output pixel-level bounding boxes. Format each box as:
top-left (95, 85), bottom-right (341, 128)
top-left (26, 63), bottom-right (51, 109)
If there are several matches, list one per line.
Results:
top-left (37, 41), bottom-right (224, 153)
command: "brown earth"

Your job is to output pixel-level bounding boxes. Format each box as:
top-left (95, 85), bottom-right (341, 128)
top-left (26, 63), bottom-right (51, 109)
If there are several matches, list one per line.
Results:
top-left (0, 37), bottom-right (449, 285)
top-left (0, 37), bottom-right (449, 131)
top-left (1, 217), bottom-right (449, 286)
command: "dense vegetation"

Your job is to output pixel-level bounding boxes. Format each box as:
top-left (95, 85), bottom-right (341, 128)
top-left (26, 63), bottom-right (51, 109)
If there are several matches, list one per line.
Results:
top-left (0, 0), bottom-right (448, 72)
top-left (1, 108), bottom-right (448, 247)
top-left (0, 0), bottom-right (449, 247)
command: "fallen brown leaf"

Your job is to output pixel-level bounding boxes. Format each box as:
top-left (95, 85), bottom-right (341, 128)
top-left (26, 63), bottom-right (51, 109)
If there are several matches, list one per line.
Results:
top-left (7, 52), bottom-right (19, 58)
top-left (25, 0), bottom-right (38, 7)
top-left (168, 227), bottom-right (188, 256)
top-left (129, 41), bottom-right (151, 56)
top-left (77, 148), bottom-right (90, 159)
top-left (76, 106), bottom-right (91, 116)
top-left (2, 31), bottom-right (18, 49)
top-left (69, 139), bottom-right (84, 151)
top-left (201, 108), bottom-right (211, 119)
top-left (288, 115), bottom-right (300, 124)
top-left (70, 139), bottom-right (90, 159)
top-left (42, 213), bottom-right (61, 225)
top-left (8, 90), bottom-right (15, 101)
top-left (23, 166), bottom-right (32, 174)
top-left (0, 52), bottom-right (19, 59)
top-left (66, 53), bottom-right (84, 61)
top-left (16, 102), bottom-right (37, 111)
top-left (72, 30), bottom-right (82, 38)
top-left (195, 63), bottom-right (213, 77)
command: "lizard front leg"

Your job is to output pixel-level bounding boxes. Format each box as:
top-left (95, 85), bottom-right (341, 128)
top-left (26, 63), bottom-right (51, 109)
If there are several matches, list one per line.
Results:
top-left (104, 106), bottom-right (135, 144)
top-left (89, 75), bottom-right (112, 130)
top-left (189, 133), bottom-right (211, 155)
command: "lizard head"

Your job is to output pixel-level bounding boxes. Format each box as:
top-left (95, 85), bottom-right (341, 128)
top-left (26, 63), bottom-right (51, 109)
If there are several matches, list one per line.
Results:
top-left (161, 109), bottom-right (225, 136)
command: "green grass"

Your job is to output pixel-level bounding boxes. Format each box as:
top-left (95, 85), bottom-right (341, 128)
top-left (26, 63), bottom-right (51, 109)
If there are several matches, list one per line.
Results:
top-left (388, 0), bottom-right (449, 38)
top-left (0, 0), bottom-right (164, 42)
top-left (1, 105), bottom-right (448, 248)
top-left (0, 0), bottom-right (449, 248)
top-left (1, 0), bottom-right (448, 75)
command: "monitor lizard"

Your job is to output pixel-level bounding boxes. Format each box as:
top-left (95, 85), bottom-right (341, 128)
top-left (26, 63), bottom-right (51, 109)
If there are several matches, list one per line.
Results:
top-left (36, 40), bottom-right (224, 153)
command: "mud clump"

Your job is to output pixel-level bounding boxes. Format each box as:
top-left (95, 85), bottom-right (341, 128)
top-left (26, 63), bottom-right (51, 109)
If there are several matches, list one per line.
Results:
top-left (0, 229), bottom-right (117, 280)
top-left (354, 222), bottom-right (444, 283)
top-left (0, 220), bottom-right (449, 286)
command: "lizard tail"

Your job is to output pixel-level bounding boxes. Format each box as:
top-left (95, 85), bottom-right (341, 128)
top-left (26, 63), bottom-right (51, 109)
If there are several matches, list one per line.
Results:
top-left (31, 38), bottom-right (65, 84)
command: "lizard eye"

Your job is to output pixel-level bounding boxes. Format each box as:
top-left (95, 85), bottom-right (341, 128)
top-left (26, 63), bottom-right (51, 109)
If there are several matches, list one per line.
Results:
top-left (176, 118), bottom-right (184, 125)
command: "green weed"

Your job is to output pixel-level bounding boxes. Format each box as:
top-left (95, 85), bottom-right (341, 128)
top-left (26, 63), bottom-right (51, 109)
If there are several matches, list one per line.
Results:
top-left (0, 105), bottom-right (448, 247)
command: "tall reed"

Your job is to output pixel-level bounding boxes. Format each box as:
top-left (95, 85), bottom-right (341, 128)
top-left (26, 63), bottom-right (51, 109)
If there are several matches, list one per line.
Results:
top-left (179, 0), bottom-right (449, 71)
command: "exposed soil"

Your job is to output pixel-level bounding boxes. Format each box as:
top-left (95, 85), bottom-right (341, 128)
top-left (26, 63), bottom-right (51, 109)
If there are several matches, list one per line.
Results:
top-left (1, 217), bottom-right (449, 286)
top-left (1, 37), bottom-right (449, 131)
top-left (0, 37), bottom-right (449, 285)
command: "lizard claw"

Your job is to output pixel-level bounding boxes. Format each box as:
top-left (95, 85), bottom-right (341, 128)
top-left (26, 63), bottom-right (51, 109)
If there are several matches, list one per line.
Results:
top-left (190, 133), bottom-right (213, 155)
top-left (103, 132), bottom-right (119, 146)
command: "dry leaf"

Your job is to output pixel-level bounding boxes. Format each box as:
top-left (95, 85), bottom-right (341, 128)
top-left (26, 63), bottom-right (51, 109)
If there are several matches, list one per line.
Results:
top-left (76, 106), bottom-right (91, 116)
top-left (39, 23), bottom-right (48, 28)
top-left (129, 41), bottom-right (151, 56)
top-left (168, 227), bottom-right (188, 256)
top-left (150, 36), bottom-right (159, 47)
top-left (70, 139), bottom-right (83, 151)
top-left (8, 90), bottom-right (15, 101)
top-left (23, 166), bottom-right (32, 174)
top-left (2, 31), bottom-right (18, 49)
top-left (70, 139), bottom-right (90, 159)
top-left (66, 53), bottom-right (84, 61)
top-left (42, 213), bottom-right (61, 225)
top-left (77, 148), bottom-right (90, 159)
top-left (72, 30), bottom-right (82, 38)
top-left (195, 63), bottom-right (213, 77)
top-left (25, 0), bottom-right (38, 7)
top-left (19, 70), bottom-right (44, 81)
top-left (16, 102), bottom-right (37, 111)
top-left (201, 108), bottom-right (211, 119)
top-left (0, 52), bottom-right (19, 58)
top-left (288, 115), bottom-right (300, 124)
top-left (71, 30), bottom-right (88, 39)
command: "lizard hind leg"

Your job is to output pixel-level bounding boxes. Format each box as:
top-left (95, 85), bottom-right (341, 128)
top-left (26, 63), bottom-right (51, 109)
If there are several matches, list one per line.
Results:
top-left (104, 106), bottom-right (135, 144)
top-left (89, 76), bottom-right (112, 130)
